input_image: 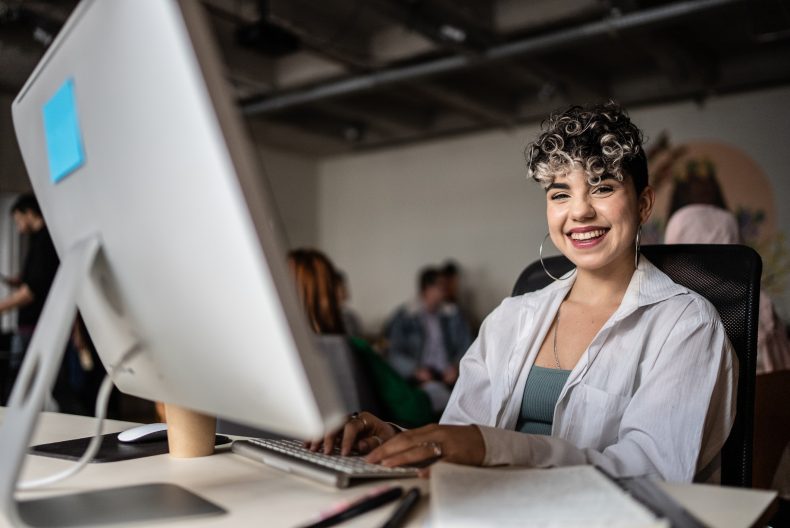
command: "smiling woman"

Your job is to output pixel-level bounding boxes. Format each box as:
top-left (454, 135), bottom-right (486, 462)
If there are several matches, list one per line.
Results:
top-left (312, 102), bottom-right (738, 485)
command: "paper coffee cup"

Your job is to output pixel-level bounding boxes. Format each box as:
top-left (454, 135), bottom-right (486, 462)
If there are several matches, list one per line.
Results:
top-left (164, 403), bottom-right (216, 458)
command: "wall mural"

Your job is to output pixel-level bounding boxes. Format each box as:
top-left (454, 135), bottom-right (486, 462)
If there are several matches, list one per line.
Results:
top-left (645, 134), bottom-right (789, 297)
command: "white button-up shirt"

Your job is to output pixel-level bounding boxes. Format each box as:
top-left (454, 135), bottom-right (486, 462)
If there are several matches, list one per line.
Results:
top-left (441, 258), bottom-right (738, 483)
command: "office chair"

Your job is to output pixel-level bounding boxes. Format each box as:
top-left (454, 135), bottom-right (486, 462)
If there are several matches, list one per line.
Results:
top-left (512, 244), bottom-right (762, 488)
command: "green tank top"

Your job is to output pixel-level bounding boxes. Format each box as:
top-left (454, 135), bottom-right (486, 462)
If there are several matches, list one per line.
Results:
top-left (516, 366), bottom-right (571, 435)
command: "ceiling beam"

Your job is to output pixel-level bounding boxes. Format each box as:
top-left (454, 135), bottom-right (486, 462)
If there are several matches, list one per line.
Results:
top-left (203, 0), bottom-right (374, 70)
top-left (246, 118), bottom-right (349, 155)
top-left (243, 0), bottom-right (743, 116)
top-left (631, 32), bottom-right (719, 89)
top-left (315, 100), bottom-right (423, 137)
top-left (410, 83), bottom-right (515, 127)
top-left (267, 0), bottom-right (374, 70)
top-left (517, 59), bottom-right (610, 103)
top-left (365, 0), bottom-right (497, 54)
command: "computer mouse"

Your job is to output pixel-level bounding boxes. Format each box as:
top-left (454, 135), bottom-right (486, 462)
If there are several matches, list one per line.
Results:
top-left (117, 423), bottom-right (168, 444)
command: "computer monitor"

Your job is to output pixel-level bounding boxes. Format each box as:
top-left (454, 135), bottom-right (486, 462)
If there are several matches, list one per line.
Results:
top-left (0, 0), bottom-right (346, 524)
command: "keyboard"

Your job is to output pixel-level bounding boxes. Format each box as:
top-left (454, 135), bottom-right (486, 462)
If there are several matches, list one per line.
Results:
top-left (232, 438), bottom-right (419, 488)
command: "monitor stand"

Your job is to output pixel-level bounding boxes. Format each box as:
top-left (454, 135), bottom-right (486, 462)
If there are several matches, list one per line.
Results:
top-left (0, 237), bottom-right (225, 527)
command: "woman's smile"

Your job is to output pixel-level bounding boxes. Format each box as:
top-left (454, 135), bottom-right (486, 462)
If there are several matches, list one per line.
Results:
top-left (567, 226), bottom-right (610, 248)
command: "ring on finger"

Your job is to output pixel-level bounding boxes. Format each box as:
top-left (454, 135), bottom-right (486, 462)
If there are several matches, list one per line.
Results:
top-left (420, 441), bottom-right (443, 457)
top-left (350, 412), bottom-right (369, 430)
top-left (370, 435), bottom-right (383, 447)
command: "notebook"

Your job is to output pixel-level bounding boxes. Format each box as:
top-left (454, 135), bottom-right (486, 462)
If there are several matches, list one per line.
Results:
top-left (430, 463), bottom-right (670, 528)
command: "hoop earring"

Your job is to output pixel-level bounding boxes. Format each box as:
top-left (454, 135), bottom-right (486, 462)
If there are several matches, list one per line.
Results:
top-left (635, 226), bottom-right (642, 269)
top-left (539, 233), bottom-right (574, 281)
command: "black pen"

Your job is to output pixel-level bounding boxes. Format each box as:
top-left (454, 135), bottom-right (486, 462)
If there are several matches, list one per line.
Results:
top-left (379, 487), bottom-right (421, 528)
top-left (301, 486), bottom-right (404, 528)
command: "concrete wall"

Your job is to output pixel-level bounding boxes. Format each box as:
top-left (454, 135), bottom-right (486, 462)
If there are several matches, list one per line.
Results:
top-left (316, 86), bottom-right (790, 332)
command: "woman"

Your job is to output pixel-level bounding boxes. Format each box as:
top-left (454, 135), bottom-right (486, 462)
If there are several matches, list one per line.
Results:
top-left (665, 204), bottom-right (790, 373)
top-left (287, 249), bottom-right (435, 428)
top-left (311, 102), bottom-right (737, 484)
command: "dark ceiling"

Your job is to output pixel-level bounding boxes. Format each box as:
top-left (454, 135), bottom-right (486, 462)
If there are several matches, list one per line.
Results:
top-left (2, 0), bottom-right (790, 155)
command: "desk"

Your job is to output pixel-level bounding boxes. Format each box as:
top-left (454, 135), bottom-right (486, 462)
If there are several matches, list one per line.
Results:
top-left (5, 411), bottom-right (779, 527)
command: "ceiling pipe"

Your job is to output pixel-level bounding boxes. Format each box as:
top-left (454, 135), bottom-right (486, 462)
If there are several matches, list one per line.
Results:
top-left (241, 0), bottom-right (743, 115)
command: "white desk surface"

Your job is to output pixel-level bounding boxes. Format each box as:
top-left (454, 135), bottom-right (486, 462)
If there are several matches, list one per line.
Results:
top-left (4, 410), bottom-right (779, 527)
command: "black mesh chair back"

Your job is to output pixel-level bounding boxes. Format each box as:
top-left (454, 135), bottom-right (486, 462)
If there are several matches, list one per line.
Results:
top-left (512, 244), bottom-right (762, 487)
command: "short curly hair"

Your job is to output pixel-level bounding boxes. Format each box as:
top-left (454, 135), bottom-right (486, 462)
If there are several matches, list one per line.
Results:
top-left (525, 102), bottom-right (648, 196)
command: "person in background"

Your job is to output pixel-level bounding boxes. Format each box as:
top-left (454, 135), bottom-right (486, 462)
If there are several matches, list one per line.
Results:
top-left (386, 267), bottom-right (472, 412)
top-left (665, 203), bottom-right (790, 373)
top-left (441, 261), bottom-right (462, 306)
top-left (334, 269), bottom-right (363, 339)
top-left (441, 260), bottom-right (478, 336)
top-left (71, 313), bottom-right (115, 415)
top-left (0, 194), bottom-right (59, 405)
top-left (288, 249), bottom-right (434, 427)
top-left (667, 158), bottom-right (728, 216)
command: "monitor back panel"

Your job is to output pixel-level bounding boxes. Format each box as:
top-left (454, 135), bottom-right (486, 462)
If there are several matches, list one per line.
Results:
top-left (11, 0), bottom-right (344, 438)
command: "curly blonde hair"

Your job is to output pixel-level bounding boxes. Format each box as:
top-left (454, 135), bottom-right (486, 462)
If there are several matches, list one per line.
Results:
top-left (525, 102), bottom-right (648, 195)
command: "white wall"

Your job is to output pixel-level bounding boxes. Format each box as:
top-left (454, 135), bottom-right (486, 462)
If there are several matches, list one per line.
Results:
top-left (317, 86), bottom-right (790, 332)
top-left (317, 128), bottom-right (544, 333)
top-left (257, 146), bottom-right (319, 249)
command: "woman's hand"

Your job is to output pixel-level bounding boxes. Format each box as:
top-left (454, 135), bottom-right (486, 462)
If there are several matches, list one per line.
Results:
top-left (306, 412), bottom-right (398, 456)
top-left (365, 423), bottom-right (485, 475)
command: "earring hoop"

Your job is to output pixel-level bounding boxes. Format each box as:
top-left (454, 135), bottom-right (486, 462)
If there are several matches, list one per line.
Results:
top-left (635, 226), bottom-right (642, 269)
top-left (540, 233), bottom-right (574, 282)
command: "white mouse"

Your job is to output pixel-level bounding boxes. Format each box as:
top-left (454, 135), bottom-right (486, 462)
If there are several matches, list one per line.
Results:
top-left (117, 423), bottom-right (168, 444)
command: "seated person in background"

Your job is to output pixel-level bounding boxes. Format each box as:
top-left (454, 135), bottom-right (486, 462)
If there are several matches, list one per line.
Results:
top-left (386, 267), bottom-right (472, 411)
top-left (334, 269), bottom-right (363, 339)
top-left (441, 260), bottom-right (479, 336)
top-left (288, 249), bottom-right (434, 428)
top-left (665, 203), bottom-right (790, 373)
top-left (311, 102), bottom-right (736, 484)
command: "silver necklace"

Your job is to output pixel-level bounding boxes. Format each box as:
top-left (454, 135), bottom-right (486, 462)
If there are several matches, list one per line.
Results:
top-left (552, 304), bottom-right (562, 369)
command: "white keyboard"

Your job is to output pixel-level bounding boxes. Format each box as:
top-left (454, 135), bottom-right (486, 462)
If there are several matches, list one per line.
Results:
top-left (232, 438), bottom-right (419, 488)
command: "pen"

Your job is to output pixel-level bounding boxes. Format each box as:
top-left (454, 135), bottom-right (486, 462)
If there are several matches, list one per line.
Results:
top-left (379, 486), bottom-right (421, 528)
top-left (301, 486), bottom-right (404, 528)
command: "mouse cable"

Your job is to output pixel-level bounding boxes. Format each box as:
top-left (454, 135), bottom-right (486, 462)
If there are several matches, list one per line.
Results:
top-left (17, 344), bottom-right (142, 490)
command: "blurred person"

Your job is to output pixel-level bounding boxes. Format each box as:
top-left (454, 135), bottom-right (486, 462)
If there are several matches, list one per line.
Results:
top-left (665, 203), bottom-right (790, 373)
top-left (309, 102), bottom-right (735, 485)
top-left (667, 159), bottom-right (728, 218)
top-left (441, 261), bottom-right (462, 306)
top-left (386, 267), bottom-right (472, 411)
top-left (334, 269), bottom-right (363, 338)
top-left (288, 249), bottom-right (434, 427)
top-left (441, 260), bottom-right (478, 335)
top-left (0, 194), bottom-right (60, 407)
top-left (71, 313), bottom-right (117, 416)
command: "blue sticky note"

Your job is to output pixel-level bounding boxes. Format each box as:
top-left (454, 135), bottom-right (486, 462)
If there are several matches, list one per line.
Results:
top-left (42, 78), bottom-right (85, 183)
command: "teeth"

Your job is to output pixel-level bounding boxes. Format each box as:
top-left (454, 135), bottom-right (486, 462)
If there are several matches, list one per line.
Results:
top-left (570, 229), bottom-right (606, 240)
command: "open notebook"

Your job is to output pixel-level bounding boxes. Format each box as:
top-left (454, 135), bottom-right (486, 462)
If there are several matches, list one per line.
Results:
top-left (430, 463), bottom-right (670, 528)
